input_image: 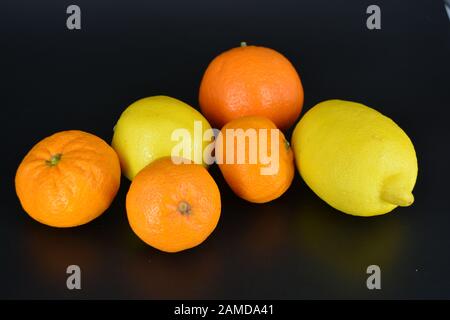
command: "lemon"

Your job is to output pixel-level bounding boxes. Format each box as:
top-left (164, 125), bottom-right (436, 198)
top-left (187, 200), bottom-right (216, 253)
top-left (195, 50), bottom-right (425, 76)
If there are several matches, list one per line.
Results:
top-left (291, 100), bottom-right (418, 216)
top-left (112, 96), bottom-right (212, 180)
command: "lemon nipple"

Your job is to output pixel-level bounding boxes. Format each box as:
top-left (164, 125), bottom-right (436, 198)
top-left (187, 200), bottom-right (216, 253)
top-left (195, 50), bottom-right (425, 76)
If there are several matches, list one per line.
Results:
top-left (381, 174), bottom-right (414, 207)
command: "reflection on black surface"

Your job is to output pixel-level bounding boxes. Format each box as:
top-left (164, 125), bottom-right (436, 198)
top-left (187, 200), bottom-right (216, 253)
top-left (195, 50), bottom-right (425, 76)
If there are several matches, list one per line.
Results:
top-left (125, 241), bottom-right (223, 299)
top-left (240, 207), bottom-right (286, 258)
top-left (15, 164), bottom-right (410, 299)
top-left (22, 220), bottom-right (103, 298)
top-left (291, 182), bottom-right (405, 288)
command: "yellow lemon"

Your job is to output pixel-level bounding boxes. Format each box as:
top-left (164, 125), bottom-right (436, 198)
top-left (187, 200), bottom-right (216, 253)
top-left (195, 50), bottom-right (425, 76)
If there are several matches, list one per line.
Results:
top-left (112, 96), bottom-right (212, 180)
top-left (291, 100), bottom-right (418, 216)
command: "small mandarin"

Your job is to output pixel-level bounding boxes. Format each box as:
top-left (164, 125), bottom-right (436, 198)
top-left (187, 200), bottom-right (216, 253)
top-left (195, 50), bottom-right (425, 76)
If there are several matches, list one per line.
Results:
top-left (216, 116), bottom-right (295, 203)
top-left (15, 130), bottom-right (121, 227)
top-left (126, 157), bottom-right (221, 253)
top-left (199, 43), bottom-right (304, 130)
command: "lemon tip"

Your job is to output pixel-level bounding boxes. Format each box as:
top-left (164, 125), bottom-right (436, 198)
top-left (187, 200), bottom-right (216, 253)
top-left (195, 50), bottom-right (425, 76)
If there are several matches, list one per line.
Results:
top-left (382, 190), bottom-right (414, 207)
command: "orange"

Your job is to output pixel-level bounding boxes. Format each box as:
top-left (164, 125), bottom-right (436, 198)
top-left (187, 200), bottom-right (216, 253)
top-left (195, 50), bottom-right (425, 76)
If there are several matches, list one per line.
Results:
top-left (15, 130), bottom-right (121, 228)
top-left (199, 43), bottom-right (304, 130)
top-left (216, 116), bottom-right (295, 203)
top-left (126, 157), bottom-right (221, 253)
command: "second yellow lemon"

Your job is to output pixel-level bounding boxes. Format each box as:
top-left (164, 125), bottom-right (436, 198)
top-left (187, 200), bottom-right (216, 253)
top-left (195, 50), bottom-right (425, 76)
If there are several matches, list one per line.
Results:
top-left (291, 100), bottom-right (418, 217)
top-left (112, 96), bottom-right (212, 180)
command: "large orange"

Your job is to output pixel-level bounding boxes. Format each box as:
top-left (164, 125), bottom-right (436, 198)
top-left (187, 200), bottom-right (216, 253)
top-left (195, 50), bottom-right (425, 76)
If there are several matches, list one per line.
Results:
top-left (126, 157), bottom-right (221, 253)
top-left (199, 43), bottom-right (304, 130)
top-left (216, 116), bottom-right (295, 203)
top-left (15, 130), bottom-right (121, 227)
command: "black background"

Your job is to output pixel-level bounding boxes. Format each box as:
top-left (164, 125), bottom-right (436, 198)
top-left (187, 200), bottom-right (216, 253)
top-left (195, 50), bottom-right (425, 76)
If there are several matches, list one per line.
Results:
top-left (1, 0), bottom-right (450, 299)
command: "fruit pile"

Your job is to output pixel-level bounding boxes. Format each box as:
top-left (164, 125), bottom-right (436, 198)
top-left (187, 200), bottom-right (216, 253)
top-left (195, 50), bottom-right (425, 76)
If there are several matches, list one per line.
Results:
top-left (15, 43), bottom-right (418, 253)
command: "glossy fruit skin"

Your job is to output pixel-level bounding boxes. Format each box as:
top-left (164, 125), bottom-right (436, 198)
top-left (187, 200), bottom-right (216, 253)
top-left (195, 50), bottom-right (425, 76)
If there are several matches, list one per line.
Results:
top-left (126, 157), bottom-right (221, 253)
top-left (291, 100), bottom-right (418, 217)
top-left (15, 130), bottom-right (121, 227)
top-left (216, 116), bottom-right (295, 203)
top-left (112, 95), bottom-right (213, 180)
top-left (199, 45), bottom-right (303, 130)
